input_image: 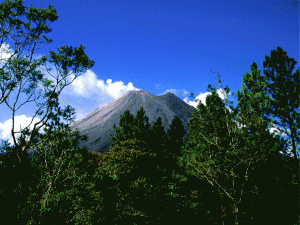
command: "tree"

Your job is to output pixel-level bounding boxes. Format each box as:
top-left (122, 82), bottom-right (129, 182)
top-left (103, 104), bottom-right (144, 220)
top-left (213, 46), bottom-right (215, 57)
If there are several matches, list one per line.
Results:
top-left (165, 115), bottom-right (186, 161)
top-left (0, 0), bottom-right (98, 223)
top-left (147, 116), bottom-right (168, 155)
top-left (236, 47), bottom-right (300, 162)
top-left (109, 110), bottom-right (136, 149)
top-left (177, 72), bottom-right (286, 225)
top-left (262, 46), bottom-right (299, 164)
top-left (235, 47), bottom-right (299, 224)
top-left (132, 107), bottom-right (152, 143)
top-left (0, 86), bottom-right (104, 224)
top-left (0, 0), bottom-right (95, 163)
top-left (29, 107), bottom-right (100, 224)
top-left (109, 107), bottom-right (152, 150)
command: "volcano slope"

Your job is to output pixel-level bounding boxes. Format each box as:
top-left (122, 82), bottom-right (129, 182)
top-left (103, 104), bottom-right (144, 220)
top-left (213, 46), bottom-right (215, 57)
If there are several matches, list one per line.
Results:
top-left (68, 89), bottom-right (196, 153)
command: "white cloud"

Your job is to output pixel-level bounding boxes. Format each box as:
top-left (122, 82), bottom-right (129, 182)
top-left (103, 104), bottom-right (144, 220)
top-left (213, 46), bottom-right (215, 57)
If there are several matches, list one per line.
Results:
top-left (0, 41), bottom-right (140, 102)
top-left (182, 89), bottom-right (189, 95)
top-left (0, 42), bottom-right (34, 67)
top-left (1, 40), bottom-right (141, 103)
top-left (0, 115), bottom-right (46, 147)
top-left (268, 123), bottom-right (295, 157)
top-left (183, 88), bottom-right (228, 108)
top-left (0, 43), bottom-right (14, 62)
top-left (65, 71), bottom-right (140, 101)
top-left (0, 43), bottom-right (141, 122)
top-left (269, 125), bottom-right (282, 136)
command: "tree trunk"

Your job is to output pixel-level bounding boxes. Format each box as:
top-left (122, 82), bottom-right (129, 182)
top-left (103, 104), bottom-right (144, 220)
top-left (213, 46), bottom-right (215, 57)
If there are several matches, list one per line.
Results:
top-left (289, 124), bottom-right (297, 166)
top-left (233, 203), bottom-right (239, 225)
top-left (221, 203), bottom-right (225, 225)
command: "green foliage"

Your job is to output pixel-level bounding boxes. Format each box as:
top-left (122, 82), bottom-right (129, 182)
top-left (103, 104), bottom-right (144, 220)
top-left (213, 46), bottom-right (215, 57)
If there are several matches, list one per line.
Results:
top-left (177, 69), bottom-right (295, 224)
top-left (106, 109), bottom-right (218, 224)
top-left (132, 107), bottom-right (152, 142)
top-left (262, 46), bottom-right (299, 161)
top-left (23, 103), bottom-right (93, 224)
top-left (109, 107), bottom-right (152, 150)
top-left (179, 83), bottom-right (239, 181)
top-left (92, 138), bottom-right (217, 225)
top-left (165, 115), bottom-right (186, 159)
top-left (93, 139), bottom-right (157, 223)
top-left (147, 116), bottom-right (168, 153)
top-left (0, 93), bottom-right (99, 225)
top-left (0, 0), bottom-right (96, 224)
top-left (236, 62), bottom-right (271, 129)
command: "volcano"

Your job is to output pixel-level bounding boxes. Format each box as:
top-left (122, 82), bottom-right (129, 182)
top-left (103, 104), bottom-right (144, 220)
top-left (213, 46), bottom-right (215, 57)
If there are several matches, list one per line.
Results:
top-left (68, 89), bottom-right (196, 153)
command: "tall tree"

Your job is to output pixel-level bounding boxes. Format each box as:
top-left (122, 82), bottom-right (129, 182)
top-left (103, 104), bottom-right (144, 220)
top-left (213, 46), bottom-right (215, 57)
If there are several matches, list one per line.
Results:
top-left (109, 107), bottom-right (152, 150)
top-left (0, 94), bottom-right (100, 224)
top-left (24, 102), bottom-right (98, 225)
top-left (109, 110), bottom-right (136, 149)
top-left (165, 115), bottom-right (186, 160)
top-left (262, 46), bottom-right (299, 164)
top-left (132, 107), bottom-right (152, 143)
top-left (0, 0), bottom-right (94, 163)
top-left (235, 47), bottom-right (299, 224)
top-left (177, 72), bottom-right (285, 225)
top-left (148, 116), bottom-right (168, 148)
top-left (161, 115), bottom-right (188, 190)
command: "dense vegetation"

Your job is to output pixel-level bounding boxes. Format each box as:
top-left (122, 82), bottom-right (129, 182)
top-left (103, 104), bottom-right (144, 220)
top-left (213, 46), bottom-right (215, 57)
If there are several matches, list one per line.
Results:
top-left (0, 0), bottom-right (299, 224)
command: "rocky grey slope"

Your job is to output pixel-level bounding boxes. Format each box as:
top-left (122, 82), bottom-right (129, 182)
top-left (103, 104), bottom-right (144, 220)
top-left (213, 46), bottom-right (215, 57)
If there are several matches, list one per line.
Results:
top-left (68, 89), bottom-right (196, 153)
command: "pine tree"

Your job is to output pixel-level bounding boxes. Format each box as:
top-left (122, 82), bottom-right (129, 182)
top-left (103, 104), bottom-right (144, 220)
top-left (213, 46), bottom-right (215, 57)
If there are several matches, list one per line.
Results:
top-left (262, 46), bottom-right (299, 164)
top-left (148, 117), bottom-right (167, 154)
top-left (132, 107), bottom-right (152, 143)
top-left (109, 107), bottom-right (152, 151)
top-left (109, 110), bottom-right (136, 149)
top-left (235, 47), bottom-right (299, 224)
top-left (163, 115), bottom-right (187, 177)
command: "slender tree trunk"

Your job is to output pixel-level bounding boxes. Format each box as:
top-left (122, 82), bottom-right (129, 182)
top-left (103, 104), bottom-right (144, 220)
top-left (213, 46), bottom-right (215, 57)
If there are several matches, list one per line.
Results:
top-left (221, 203), bottom-right (225, 225)
top-left (233, 202), bottom-right (239, 225)
top-left (291, 131), bottom-right (298, 167)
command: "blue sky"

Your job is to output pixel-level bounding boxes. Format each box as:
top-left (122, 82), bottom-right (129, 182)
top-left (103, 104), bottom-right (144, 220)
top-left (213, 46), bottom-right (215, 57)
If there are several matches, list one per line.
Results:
top-left (0, 0), bottom-right (299, 156)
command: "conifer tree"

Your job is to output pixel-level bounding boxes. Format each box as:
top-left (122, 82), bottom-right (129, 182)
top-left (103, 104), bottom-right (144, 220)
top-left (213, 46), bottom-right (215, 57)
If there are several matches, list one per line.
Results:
top-left (109, 107), bottom-right (152, 150)
top-left (132, 107), bottom-right (152, 143)
top-left (235, 47), bottom-right (299, 224)
top-left (147, 117), bottom-right (168, 153)
top-left (262, 46), bottom-right (299, 164)
top-left (109, 110), bottom-right (136, 149)
top-left (165, 115), bottom-right (186, 159)
top-left (236, 47), bottom-right (299, 163)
